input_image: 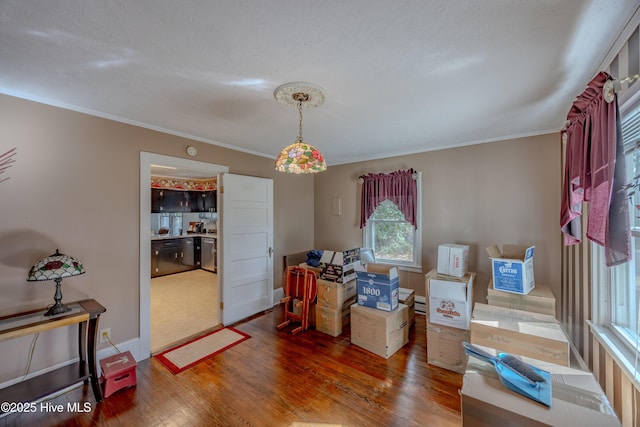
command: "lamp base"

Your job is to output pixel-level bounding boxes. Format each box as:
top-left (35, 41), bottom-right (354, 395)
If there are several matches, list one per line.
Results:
top-left (44, 278), bottom-right (71, 317)
top-left (44, 303), bottom-right (71, 317)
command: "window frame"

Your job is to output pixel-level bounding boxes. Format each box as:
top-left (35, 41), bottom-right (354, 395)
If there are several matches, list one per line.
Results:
top-left (362, 172), bottom-right (422, 272)
top-left (591, 89), bottom-right (640, 388)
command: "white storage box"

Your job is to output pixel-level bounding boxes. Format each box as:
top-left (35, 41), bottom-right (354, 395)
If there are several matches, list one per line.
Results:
top-left (486, 244), bottom-right (535, 295)
top-left (426, 269), bottom-right (476, 330)
top-left (356, 266), bottom-right (399, 312)
top-left (437, 243), bottom-right (469, 277)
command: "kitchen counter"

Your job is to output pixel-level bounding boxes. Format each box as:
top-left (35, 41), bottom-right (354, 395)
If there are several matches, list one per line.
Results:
top-left (151, 233), bottom-right (217, 241)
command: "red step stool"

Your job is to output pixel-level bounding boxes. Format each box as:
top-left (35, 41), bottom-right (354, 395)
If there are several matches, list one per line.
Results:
top-left (99, 351), bottom-right (137, 398)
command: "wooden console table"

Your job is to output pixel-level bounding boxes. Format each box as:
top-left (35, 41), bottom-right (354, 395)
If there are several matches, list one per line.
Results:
top-left (0, 299), bottom-right (106, 412)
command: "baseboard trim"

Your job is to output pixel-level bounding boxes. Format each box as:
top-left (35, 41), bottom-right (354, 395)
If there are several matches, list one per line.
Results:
top-left (273, 287), bottom-right (283, 306)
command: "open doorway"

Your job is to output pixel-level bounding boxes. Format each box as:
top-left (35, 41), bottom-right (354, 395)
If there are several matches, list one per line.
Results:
top-left (139, 152), bottom-right (229, 358)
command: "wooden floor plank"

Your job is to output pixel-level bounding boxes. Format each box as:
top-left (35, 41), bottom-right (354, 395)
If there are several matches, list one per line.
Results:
top-left (1, 307), bottom-right (462, 427)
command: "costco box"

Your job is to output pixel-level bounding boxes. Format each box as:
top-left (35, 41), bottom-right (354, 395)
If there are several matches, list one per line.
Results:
top-left (487, 279), bottom-right (556, 317)
top-left (350, 303), bottom-right (409, 359)
top-left (356, 266), bottom-right (399, 312)
top-left (461, 346), bottom-right (618, 427)
top-left (486, 244), bottom-right (535, 294)
top-left (317, 278), bottom-right (357, 309)
top-left (426, 269), bottom-right (476, 330)
top-left (319, 248), bottom-right (362, 283)
top-left (437, 243), bottom-right (469, 277)
top-left (470, 303), bottom-right (569, 366)
top-left (398, 287), bottom-right (415, 327)
top-left (315, 296), bottom-right (355, 337)
top-left (426, 321), bottom-right (470, 374)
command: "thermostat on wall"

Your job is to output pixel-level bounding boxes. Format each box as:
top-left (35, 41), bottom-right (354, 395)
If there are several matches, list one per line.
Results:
top-left (186, 146), bottom-right (197, 157)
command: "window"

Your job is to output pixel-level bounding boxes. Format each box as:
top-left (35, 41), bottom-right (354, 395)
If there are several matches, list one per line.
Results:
top-left (595, 102), bottom-right (640, 353)
top-left (363, 174), bottom-right (422, 270)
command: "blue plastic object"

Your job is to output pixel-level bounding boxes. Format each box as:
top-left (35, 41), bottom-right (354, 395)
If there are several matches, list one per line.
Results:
top-left (463, 342), bottom-right (552, 407)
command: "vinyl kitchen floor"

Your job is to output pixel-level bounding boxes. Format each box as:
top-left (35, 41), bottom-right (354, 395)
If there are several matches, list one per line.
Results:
top-left (151, 269), bottom-right (220, 354)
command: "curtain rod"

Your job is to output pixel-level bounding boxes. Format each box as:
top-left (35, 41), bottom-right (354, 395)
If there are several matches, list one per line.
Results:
top-left (604, 74), bottom-right (640, 103)
top-left (357, 170), bottom-right (420, 184)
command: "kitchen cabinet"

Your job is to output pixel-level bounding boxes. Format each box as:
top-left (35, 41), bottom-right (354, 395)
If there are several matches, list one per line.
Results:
top-left (194, 237), bottom-right (201, 267)
top-left (151, 188), bottom-right (215, 213)
top-left (151, 189), bottom-right (195, 213)
top-left (203, 190), bottom-right (217, 212)
top-left (151, 238), bottom-right (198, 277)
top-left (180, 238), bottom-right (197, 268)
top-left (194, 190), bottom-right (217, 212)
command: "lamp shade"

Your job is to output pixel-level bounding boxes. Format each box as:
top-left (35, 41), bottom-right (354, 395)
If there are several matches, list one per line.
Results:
top-left (275, 141), bottom-right (327, 174)
top-left (27, 249), bottom-right (85, 282)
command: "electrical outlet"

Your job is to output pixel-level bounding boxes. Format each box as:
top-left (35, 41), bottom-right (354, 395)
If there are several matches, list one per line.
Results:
top-left (100, 328), bottom-right (111, 344)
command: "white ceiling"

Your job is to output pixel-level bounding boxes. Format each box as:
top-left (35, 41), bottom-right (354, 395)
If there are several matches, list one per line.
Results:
top-left (1, 1), bottom-right (639, 167)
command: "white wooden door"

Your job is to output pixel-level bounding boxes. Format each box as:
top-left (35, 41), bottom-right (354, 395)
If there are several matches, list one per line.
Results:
top-left (220, 173), bottom-right (274, 325)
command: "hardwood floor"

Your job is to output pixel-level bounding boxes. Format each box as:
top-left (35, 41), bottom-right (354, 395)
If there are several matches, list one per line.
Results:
top-left (2, 307), bottom-right (462, 427)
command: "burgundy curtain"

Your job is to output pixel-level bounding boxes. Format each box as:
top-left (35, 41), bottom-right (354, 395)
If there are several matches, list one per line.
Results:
top-left (360, 169), bottom-right (417, 229)
top-left (560, 71), bottom-right (631, 266)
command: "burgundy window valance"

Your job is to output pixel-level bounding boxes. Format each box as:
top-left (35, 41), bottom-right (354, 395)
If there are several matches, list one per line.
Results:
top-left (359, 168), bottom-right (418, 229)
top-left (560, 71), bottom-right (631, 266)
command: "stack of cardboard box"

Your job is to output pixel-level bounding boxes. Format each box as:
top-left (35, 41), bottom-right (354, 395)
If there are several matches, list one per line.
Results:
top-left (426, 244), bottom-right (474, 374)
top-left (351, 265), bottom-right (410, 358)
top-left (460, 244), bottom-right (616, 426)
top-left (314, 249), bottom-right (361, 337)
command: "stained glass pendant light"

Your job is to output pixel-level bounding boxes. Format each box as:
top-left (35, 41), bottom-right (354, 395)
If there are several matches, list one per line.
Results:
top-left (274, 82), bottom-right (327, 174)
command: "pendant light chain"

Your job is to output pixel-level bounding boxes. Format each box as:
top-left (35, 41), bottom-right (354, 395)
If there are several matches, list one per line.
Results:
top-left (297, 100), bottom-right (304, 143)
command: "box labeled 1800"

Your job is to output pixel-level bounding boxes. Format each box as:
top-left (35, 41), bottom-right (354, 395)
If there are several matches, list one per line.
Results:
top-left (355, 266), bottom-right (399, 312)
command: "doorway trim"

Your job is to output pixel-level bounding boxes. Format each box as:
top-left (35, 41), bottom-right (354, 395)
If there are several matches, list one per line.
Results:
top-left (139, 152), bottom-right (228, 360)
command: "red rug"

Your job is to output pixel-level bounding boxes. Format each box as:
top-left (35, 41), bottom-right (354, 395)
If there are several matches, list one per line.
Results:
top-left (154, 327), bottom-right (250, 374)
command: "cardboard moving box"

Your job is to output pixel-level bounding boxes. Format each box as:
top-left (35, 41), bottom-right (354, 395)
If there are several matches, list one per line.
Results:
top-left (426, 321), bottom-right (470, 374)
top-left (437, 243), bottom-right (469, 277)
top-left (319, 248), bottom-right (363, 283)
top-left (470, 303), bottom-right (569, 366)
top-left (487, 279), bottom-right (556, 317)
top-left (315, 296), bottom-right (355, 337)
top-left (486, 244), bottom-right (535, 294)
top-left (350, 303), bottom-right (409, 359)
top-left (356, 266), bottom-right (399, 312)
top-left (317, 278), bottom-right (357, 309)
top-left (426, 269), bottom-right (476, 330)
top-left (461, 345), bottom-right (618, 427)
top-left (398, 287), bottom-right (415, 327)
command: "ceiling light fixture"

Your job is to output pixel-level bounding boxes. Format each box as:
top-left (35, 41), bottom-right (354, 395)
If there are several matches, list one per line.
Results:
top-left (274, 82), bottom-right (327, 174)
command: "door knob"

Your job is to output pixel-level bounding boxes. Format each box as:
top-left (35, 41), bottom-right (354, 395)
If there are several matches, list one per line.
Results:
top-left (268, 247), bottom-right (273, 257)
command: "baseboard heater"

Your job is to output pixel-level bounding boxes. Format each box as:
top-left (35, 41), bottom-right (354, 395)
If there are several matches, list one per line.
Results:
top-left (415, 295), bottom-right (426, 315)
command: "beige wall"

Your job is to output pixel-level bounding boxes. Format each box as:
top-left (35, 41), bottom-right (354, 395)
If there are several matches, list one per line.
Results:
top-left (313, 134), bottom-right (562, 308)
top-left (0, 94), bottom-right (314, 382)
top-left (0, 92), bottom-right (562, 384)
